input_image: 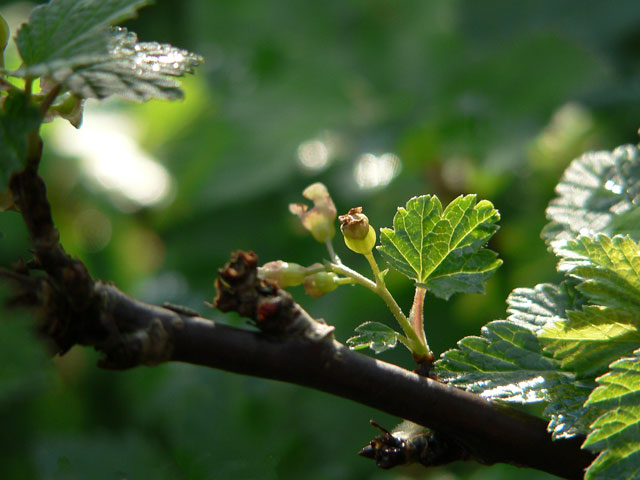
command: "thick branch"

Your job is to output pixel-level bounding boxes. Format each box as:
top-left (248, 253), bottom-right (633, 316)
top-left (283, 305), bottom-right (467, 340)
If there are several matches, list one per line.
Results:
top-left (3, 160), bottom-right (593, 479)
top-left (83, 282), bottom-right (591, 479)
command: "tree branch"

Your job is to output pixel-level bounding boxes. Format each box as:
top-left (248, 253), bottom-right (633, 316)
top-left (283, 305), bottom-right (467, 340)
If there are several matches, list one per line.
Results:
top-left (3, 158), bottom-right (593, 479)
top-left (2, 255), bottom-right (593, 479)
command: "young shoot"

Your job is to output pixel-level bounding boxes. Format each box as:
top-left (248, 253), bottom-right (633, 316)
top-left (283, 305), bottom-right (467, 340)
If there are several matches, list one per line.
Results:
top-left (262, 183), bottom-right (501, 366)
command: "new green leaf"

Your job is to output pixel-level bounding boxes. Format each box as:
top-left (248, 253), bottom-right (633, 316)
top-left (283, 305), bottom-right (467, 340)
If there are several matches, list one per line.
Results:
top-left (582, 349), bottom-right (640, 480)
top-left (543, 144), bottom-right (640, 248)
top-left (378, 194), bottom-right (501, 300)
top-left (0, 92), bottom-right (42, 191)
top-left (346, 321), bottom-right (400, 354)
top-left (16, 0), bottom-right (152, 75)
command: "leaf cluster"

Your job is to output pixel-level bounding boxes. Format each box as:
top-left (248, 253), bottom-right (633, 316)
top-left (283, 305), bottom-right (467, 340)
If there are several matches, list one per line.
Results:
top-left (436, 144), bottom-right (640, 479)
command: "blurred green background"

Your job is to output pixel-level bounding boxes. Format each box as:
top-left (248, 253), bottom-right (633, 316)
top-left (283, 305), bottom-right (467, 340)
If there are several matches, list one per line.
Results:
top-left (1, 0), bottom-right (640, 478)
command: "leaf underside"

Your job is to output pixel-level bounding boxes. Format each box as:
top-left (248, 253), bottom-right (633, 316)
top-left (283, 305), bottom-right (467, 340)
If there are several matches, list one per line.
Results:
top-left (377, 194), bottom-right (501, 300)
top-left (48, 27), bottom-right (202, 102)
top-left (14, 1), bottom-right (202, 102)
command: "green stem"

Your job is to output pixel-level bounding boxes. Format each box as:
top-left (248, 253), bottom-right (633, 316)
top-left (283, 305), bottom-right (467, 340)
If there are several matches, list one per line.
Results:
top-left (328, 261), bottom-right (376, 291)
top-left (330, 255), bottom-right (429, 358)
top-left (363, 252), bottom-right (428, 357)
top-left (409, 286), bottom-right (429, 352)
top-left (335, 277), bottom-right (356, 286)
top-left (325, 239), bottom-right (339, 263)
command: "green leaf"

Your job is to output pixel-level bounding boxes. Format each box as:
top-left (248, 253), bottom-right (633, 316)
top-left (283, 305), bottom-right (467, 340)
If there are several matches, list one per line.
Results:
top-left (346, 321), bottom-right (400, 354)
top-left (582, 349), bottom-right (640, 480)
top-left (507, 282), bottom-right (580, 328)
top-left (16, 0), bottom-right (152, 75)
top-left (543, 144), bottom-right (640, 248)
top-left (377, 194), bottom-right (502, 300)
top-left (436, 282), bottom-right (598, 438)
top-left (435, 284), bottom-right (568, 402)
top-left (13, 0), bottom-right (201, 102)
top-left (0, 92), bottom-right (42, 191)
top-left (45, 27), bottom-right (202, 102)
top-left (540, 306), bottom-right (640, 380)
top-left (544, 381), bottom-right (597, 440)
top-left (556, 234), bottom-right (640, 313)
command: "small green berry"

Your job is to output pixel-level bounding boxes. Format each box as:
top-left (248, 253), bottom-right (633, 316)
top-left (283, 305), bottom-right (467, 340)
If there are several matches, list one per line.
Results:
top-left (339, 207), bottom-right (377, 255)
top-left (303, 271), bottom-right (339, 297)
top-left (258, 260), bottom-right (307, 287)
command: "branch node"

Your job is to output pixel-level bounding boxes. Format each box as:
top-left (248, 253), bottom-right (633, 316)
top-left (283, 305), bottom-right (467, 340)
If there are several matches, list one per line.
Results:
top-left (215, 250), bottom-right (334, 341)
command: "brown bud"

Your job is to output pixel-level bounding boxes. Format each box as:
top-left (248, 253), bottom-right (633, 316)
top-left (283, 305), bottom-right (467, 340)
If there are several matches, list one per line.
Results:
top-left (339, 207), bottom-right (370, 239)
top-left (339, 207), bottom-right (376, 254)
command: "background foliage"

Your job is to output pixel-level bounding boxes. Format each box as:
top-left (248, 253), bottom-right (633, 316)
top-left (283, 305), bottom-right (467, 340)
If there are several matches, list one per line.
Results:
top-left (1, 0), bottom-right (640, 478)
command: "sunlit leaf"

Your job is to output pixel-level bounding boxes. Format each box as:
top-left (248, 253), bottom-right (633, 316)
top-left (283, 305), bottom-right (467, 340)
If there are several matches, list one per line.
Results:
top-left (555, 234), bottom-right (640, 314)
top-left (16, 0), bottom-right (152, 74)
top-left (346, 321), bottom-right (399, 354)
top-left (540, 306), bottom-right (640, 380)
top-left (436, 283), bottom-right (599, 438)
top-left (507, 283), bottom-right (580, 328)
top-left (435, 284), bottom-right (569, 402)
top-left (543, 144), bottom-right (640, 248)
top-left (544, 381), bottom-right (597, 440)
top-left (377, 194), bottom-right (501, 300)
top-left (13, 0), bottom-right (201, 102)
top-left (583, 349), bottom-right (640, 480)
top-left (51, 27), bottom-right (202, 101)
top-left (0, 92), bottom-right (41, 191)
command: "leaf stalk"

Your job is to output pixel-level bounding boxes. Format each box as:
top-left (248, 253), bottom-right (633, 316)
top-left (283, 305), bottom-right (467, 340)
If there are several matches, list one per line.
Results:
top-left (329, 253), bottom-right (430, 358)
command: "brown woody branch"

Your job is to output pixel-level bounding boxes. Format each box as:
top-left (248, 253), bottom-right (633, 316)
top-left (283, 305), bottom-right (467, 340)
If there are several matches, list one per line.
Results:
top-left (2, 157), bottom-right (594, 479)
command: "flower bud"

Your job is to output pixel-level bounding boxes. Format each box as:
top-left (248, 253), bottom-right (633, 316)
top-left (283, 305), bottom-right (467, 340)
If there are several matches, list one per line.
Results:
top-left (303, 271), bottom-right (339, 298)
top-left (258, 260), bottom-right (307, 288)
top-left (339, 207), bottom-right (376, 254)
top-left (289, 183), bottom-right (337, 243)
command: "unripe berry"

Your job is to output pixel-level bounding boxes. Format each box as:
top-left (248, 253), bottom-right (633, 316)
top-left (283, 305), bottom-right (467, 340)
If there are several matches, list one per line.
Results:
top-left (258, 260), bottom-right (307, 287)
top-left (303, 271), bottom-right (339, 297)
top-left (339, 207), bottom-right (377, 255)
